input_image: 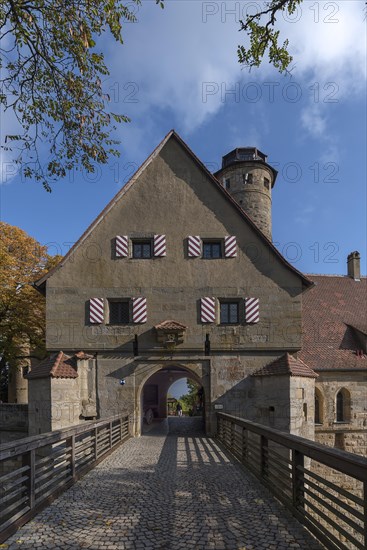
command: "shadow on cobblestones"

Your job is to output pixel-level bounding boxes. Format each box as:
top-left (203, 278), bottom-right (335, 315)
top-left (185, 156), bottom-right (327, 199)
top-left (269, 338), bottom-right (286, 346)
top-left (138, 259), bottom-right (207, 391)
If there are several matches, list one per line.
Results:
top-left (5, 423), bottom-right (324, 550)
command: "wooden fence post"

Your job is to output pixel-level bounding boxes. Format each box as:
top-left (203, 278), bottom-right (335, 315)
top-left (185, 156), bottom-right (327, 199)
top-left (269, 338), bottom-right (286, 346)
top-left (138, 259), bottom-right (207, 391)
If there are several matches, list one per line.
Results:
top-left (70, 435), bottom-right (76, 480)
top-left (261, 435), bottom-right (268, 479)
top-left (94, 427), bottom-right (98, 460)
top-left (22, 449), bottom-right (35, 510)
top-left (242, 427), bottom-right (248, 463)
top-left (292, 449), bottom-right (304, 510)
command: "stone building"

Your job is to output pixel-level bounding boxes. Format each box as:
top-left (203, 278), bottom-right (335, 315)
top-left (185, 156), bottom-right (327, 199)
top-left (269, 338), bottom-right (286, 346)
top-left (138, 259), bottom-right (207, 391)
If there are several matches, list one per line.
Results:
top-left (27, 131), bottom-right (366, 455)
top-left (300, 257), bottom-right (367, 455)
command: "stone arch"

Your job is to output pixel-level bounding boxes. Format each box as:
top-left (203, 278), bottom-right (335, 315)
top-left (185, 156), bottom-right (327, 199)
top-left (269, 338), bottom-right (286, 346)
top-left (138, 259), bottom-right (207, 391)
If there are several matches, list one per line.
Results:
top-left (335, 387), bottom-right (351, 422)
top-left (134, 362), bottom-right (208, 436)
top-left (314, 387), bottom-right (324, 425)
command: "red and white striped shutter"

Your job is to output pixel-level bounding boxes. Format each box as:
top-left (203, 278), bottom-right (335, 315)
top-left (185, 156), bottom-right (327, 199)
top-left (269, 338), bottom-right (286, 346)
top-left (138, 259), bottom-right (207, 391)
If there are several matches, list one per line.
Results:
top-left (133, 297), bottom-right (147, 323)
top-left (201, 297), bottom-right (216, 323)
top-left (224, 236), bottom-right (237, 257)
top-left (245, 297), bottom-right (260, 323)
top-left (154, 234), bottom-right (166, 257)
top-left (188, 236), bottom-right (202, 257)
top-left (89, 298), bottom-right (104, 324)
top-left (115, 235), bottom-right (128, 258)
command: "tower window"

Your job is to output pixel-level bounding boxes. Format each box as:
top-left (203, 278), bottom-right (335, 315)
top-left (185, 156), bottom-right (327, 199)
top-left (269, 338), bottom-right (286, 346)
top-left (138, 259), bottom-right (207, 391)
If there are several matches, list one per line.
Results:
top-left (132, 240), bottom-right (152, 258)
top-left (264, 177), bottom-right (270, 190)
top-left (220, 301), bottom-right (239, 324)
top-left (243, 173), bottom-right (253, 185)
top-left (224, 178), bottom-right (231, 190)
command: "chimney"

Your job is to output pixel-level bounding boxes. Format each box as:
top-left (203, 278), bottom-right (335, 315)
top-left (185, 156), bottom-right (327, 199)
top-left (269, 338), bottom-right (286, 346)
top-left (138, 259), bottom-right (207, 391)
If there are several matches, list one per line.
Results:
top-left (347, 251), bottom-right (361, 280)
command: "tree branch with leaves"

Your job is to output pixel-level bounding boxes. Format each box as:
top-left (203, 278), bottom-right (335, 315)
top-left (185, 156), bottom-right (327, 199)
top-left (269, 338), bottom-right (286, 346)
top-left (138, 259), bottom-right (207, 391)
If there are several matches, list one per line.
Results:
top-left (0, 0), bottom-right (164, 191)
top-left (0, 222), bottom-right (61, 401)
top-left (238, 0), bottom-right (367, 74)
top-left (237, 0), bottom-right (302, 74)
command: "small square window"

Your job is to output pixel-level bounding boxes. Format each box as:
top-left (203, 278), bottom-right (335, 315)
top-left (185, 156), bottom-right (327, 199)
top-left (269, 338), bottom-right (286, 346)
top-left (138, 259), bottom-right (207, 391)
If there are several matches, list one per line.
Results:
top-left (109, 301), bottom-right (130, 324)
top-left (133, 240), bottom-right (152, 259)
top-left (264, 177), bottom-right (270, 190)
top-left (203, 241), bottom-right (222, 259)
top-left (220, 302), bottom-right (239, 324)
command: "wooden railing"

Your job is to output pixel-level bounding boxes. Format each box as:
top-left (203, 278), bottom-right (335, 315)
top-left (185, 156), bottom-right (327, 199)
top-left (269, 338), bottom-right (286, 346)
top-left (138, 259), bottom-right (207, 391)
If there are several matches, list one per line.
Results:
top-left (0, 415), bottom-right (130, 543)
top-left (217, 412), bottom-right (367, 550)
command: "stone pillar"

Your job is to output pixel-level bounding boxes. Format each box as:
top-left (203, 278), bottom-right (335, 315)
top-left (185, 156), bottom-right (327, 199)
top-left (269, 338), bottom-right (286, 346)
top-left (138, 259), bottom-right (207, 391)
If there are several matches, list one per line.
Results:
top-left (7, 342), bottom-right (30, 404)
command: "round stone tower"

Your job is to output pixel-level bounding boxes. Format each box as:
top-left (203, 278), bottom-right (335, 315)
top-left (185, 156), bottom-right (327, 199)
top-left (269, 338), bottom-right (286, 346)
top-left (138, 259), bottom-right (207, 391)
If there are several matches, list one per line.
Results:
top-left (214, 147), bottom-right (278, 240)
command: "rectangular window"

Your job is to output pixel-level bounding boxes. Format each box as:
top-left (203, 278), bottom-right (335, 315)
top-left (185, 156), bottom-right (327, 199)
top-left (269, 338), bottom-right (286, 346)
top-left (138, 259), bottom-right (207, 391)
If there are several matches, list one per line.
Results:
top-left (224, 178), bottom-right (231, 190)
top-left (243, 173), bottom-right (253, 184)
top-left (220, 302), bottom-right (239, 324)
top-left (264, 177), bottom-right (270, 189)
top-left (133, 240), bottom-right (152, 259)
top-left (203, 241), bottom-right (222, 259)
top-left (109, 301), bottom-right (130, 324)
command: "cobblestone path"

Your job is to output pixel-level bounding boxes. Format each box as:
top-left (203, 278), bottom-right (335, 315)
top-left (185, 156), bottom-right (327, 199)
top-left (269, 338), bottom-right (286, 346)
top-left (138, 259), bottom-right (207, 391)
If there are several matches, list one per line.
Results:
top-left (5, 418), bottom-right (323, 550)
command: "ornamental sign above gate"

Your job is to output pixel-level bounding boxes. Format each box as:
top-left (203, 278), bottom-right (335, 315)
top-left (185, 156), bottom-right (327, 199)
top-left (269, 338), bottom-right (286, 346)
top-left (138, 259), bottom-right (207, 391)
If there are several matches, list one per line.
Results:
top-left (154, 320), bottom-right (187, 350)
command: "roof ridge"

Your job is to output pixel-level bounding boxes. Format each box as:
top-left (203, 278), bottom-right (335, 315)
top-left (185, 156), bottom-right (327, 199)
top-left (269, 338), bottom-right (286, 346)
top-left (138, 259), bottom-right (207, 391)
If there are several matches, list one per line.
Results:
top-left (34, 130), bottom-right (313, 289)
top-left (306, 273), bottom-right (367, 278)
top-left (252, 353), bottom-right (318, 378)
top-left (49, 351), bottom-right (65, 376)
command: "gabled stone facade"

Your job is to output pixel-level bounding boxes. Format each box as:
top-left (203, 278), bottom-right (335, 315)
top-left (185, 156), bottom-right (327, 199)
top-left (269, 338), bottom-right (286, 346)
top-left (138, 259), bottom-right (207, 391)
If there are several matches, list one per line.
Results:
top-left (28, 130), bottom-right (366, 453)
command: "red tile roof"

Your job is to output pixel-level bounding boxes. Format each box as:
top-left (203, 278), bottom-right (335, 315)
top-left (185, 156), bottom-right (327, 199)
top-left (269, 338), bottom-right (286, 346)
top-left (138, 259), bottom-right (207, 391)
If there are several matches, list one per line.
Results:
top-left (299, 275), bottom-right (367, 371)
top-left (155, 320), bottom-right (187, 331)
top-left (252, 353), bottom-right (318, 378)
top-left (27, 351), bottom-right (79, 379)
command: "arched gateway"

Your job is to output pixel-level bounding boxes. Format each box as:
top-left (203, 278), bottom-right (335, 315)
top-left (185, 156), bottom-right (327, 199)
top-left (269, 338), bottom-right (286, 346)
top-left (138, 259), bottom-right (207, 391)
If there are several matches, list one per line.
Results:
top-left (134, 361), bottom-right (209, 436)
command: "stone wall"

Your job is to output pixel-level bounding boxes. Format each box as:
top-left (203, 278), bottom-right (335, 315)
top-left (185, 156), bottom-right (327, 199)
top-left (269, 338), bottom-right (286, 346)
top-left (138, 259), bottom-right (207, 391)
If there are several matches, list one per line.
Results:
top-left (315, 370), bottom-right (367, 456)
top-left (0, 403), bottom-right (28, 443)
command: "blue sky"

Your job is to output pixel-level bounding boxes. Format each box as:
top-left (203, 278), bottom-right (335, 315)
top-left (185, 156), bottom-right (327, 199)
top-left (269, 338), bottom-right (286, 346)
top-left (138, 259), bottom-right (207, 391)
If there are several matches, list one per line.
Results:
top-left (168, 379), bottom-right (190, 399)
top-left (1, 0), bottom-right (366, 275)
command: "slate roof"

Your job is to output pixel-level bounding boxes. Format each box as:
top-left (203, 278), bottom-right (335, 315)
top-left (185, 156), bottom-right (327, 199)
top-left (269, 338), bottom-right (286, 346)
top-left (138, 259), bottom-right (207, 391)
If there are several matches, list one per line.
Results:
top-left (299, 275), bottom-right (367, 371)
top-left (155, 320), bottom-right (187, 331)
top-left (252, 353), bottom-right (318, 378)
top-left (27, 351), bottom-right (79, 379)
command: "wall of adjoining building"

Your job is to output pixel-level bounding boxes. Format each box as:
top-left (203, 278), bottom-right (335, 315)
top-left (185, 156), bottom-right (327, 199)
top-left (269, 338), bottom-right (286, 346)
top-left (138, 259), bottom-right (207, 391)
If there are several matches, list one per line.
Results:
top-left (315, 370), bottom-right (367, 456)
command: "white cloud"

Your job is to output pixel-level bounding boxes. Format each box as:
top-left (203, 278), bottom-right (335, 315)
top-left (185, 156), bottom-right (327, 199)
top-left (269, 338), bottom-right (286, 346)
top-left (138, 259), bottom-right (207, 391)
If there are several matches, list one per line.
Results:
top-left (104, 0), bottom-right (365, 157)
top-left (1, 1), bottom-right (365, 177)
top-left (301, 104), bottom-right (327, 137)
top-left (285, 0), bottom-right (366, 89)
